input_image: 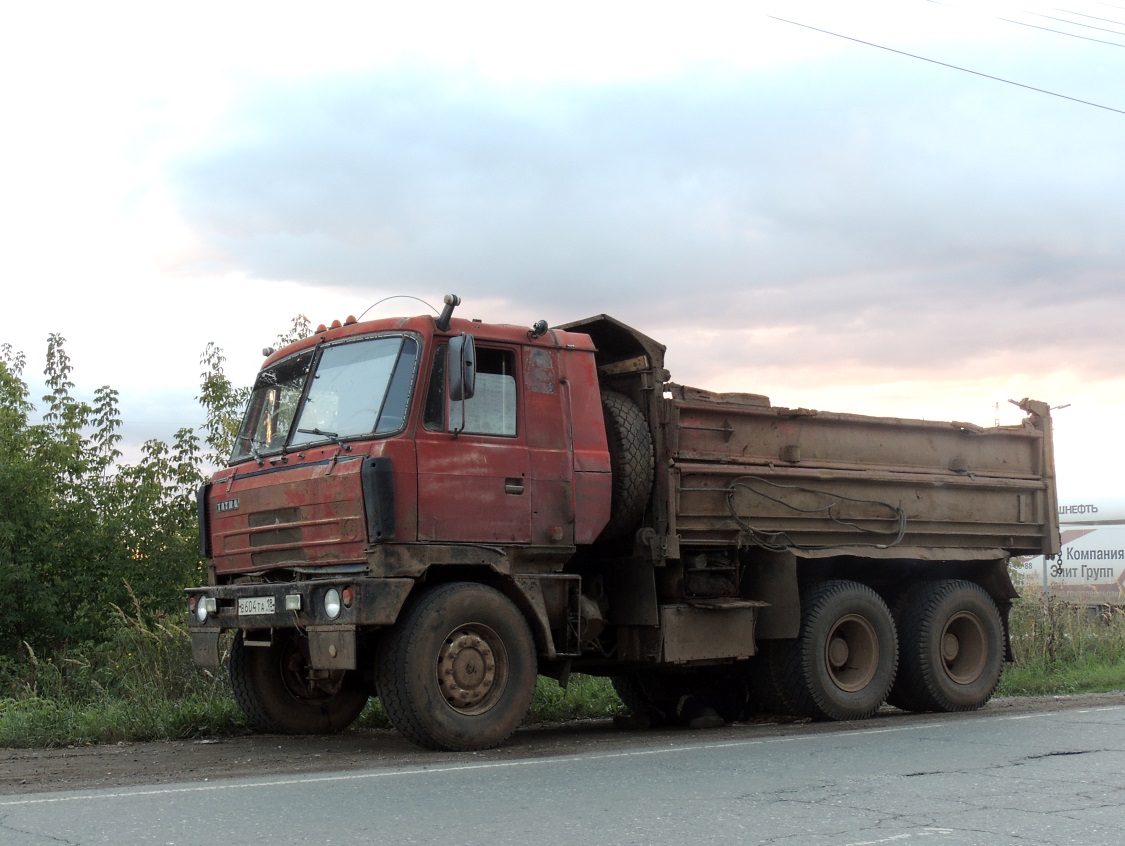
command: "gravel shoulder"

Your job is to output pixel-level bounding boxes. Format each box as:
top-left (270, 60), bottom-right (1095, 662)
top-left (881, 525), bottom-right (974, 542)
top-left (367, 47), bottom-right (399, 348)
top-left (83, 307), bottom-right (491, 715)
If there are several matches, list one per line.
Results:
top-left (3, 692), bottom-right (1122, 796)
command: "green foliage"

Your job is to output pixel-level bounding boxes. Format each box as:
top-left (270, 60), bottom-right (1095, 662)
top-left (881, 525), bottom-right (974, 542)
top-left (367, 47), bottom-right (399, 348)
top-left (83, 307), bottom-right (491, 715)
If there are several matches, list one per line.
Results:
top-left (0, 603), bottom-right (242, 747)
top-left (196, 315), bottom-right (310, 464)
top-left (0, 336), bottom-right (206, 656)
top-left (998, 594), bottom-right (1125, 696)
top-left (529, 675), bottom-right (622, 722)
top-left (197, 341), bottom-right (250, 466)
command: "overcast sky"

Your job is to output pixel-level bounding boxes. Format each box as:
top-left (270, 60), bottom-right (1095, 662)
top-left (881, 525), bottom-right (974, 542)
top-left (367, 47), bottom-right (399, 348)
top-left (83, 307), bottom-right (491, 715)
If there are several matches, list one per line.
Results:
top-left (2, 0), bottom-right (1123, 499)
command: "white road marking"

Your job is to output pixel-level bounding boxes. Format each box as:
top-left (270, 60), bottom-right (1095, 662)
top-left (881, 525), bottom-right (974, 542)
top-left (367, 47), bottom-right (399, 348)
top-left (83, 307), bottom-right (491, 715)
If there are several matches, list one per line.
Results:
top-left (2, 705), bottom-right (1121, 808)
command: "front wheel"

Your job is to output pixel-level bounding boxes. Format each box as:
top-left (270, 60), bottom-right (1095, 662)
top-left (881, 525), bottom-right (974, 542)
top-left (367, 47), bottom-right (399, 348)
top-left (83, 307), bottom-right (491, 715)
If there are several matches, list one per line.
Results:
top-left (773, 580), bottom-right (898, 721)
top-left (891, 580), bottom-right (1004, 713)
top-left (374, 583), bottom-right (537, 751)
top-left (228, 630), bottom-right (369, 734)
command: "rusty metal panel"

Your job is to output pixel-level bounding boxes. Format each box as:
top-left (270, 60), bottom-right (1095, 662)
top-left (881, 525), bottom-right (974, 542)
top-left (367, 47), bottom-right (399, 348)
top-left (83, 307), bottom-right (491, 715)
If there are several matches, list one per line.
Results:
top-left (190, 629), bottom-right (221, 667)
top-left (659, 603), bottom-right (760, 663)
top-left (664, 387), bottom-right (1059, 558)
top-left (307, 625), bottom-right (357, 670)
top-left (211, 451), bottom-right (370, 575)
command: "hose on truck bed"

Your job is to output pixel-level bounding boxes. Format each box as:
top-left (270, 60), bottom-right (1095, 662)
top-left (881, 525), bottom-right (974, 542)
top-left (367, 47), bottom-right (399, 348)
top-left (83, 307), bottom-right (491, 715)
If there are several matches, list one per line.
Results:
top-left (723, 475), bottom-right (907, 553)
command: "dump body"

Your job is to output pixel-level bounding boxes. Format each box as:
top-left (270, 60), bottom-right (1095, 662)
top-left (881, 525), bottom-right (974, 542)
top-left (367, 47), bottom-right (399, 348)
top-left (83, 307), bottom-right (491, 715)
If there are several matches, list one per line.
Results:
top-left (665, 383), bottom-right (1058, 561)
top-left (187, 301), bottom-right (1061, 751)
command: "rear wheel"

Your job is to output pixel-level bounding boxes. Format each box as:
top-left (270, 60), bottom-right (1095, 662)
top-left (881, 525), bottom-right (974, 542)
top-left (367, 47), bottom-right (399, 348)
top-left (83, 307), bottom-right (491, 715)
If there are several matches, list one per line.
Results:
top-left (374, 583), bottom-right (537, 751)
top-left (229, 630), bottom-right (369, 734)
top-left (892, 580), bottom-right (1004, 712)
top-left (773, 580), bottom-right (898, 721)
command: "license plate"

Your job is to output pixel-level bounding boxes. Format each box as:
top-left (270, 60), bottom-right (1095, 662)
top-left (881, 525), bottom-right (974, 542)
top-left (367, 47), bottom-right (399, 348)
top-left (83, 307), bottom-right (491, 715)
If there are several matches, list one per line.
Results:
top-left (238, 596), bottom-right (275, 615)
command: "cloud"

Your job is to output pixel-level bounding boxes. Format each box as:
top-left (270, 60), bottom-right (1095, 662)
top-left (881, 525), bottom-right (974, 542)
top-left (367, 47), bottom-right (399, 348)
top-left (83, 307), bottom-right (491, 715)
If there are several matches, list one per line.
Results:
top-left (168, 45), bottom-right (1125, 384)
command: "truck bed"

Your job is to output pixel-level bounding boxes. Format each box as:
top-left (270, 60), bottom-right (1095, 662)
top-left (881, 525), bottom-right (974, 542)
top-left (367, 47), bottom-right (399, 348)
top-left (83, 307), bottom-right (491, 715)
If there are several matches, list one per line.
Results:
top-left (663, 385), bottom-right (1060, 560)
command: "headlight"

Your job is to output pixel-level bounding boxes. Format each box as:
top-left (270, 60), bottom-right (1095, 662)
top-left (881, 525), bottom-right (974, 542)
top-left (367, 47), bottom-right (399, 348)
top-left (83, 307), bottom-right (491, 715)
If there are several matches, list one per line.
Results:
top-left (324, 588), bottom-right (342, 620)
top-left (196, 597), bottom-right (217, 623)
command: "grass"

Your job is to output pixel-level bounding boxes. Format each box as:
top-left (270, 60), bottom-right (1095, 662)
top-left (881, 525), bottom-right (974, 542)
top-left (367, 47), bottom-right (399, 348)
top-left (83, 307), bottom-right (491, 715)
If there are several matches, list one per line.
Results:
top-left (3, 589), bottom-right (1122, 748)
top-left (0, 599), bottom-right (625, 748)
top-left (997, 590), bottom-right (1125, 696)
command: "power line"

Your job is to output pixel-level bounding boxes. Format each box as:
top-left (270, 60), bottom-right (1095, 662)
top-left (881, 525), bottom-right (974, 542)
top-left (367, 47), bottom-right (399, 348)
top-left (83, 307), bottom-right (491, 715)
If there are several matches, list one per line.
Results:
top-left (1031, 11), bottom-right (1125, 35)
top-left (1000, 16), bottom-right (1125, 47)
top-left (1059, 8), bottom-right (1125, 26)
top-left (767, 15), bottom-right (1125, 116)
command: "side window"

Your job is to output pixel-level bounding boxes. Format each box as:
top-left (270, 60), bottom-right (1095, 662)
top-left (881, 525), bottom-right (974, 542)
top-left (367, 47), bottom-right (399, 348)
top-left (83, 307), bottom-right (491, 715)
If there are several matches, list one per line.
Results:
top-left (423, 345), bottom-right (517, 436)
top-left (423, 345), bottom-right (447, 431)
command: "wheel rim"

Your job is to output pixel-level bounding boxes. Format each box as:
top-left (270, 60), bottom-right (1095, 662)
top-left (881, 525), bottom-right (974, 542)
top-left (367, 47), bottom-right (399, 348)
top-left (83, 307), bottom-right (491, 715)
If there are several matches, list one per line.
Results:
top-left (437, 624), bottom-right (508, 715)
top-left (940, 611), bottom-right (988, 685)
top-left (824, 614), bottom-right (879, 693)
top-left (278, 637), bottom-right (340, 701)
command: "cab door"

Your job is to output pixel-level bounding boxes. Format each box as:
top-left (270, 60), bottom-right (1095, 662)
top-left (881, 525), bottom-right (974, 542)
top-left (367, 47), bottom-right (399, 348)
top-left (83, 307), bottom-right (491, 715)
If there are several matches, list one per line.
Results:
top-left (415, 343), bottom-right (533, 543)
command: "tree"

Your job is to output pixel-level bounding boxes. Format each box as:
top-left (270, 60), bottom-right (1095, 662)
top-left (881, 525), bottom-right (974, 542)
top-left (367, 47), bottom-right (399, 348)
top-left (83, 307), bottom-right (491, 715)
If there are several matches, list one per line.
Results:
top-left (0, 337), bottom-right (205, 654)
top-left (197, 314), bottom-right (311, 465)
top-left (1, 316), bottom-right (311, 657)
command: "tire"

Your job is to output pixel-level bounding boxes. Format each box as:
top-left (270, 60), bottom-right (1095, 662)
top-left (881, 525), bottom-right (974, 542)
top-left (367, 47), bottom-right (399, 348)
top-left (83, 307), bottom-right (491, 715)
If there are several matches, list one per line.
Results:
top-left (772, 580), bottom-right (898, 721)
top-left (228, 631), bottom-right (369, 734)
top-left (612, 668), bottom-right (749, 723)
top-left (892, 580), bottom-right (1004, 713)
top-left (611, 674), bottom-right (661, 719)
top-left (599, 391), bottom-right (654, 540)
top-left (747, 642), bottom-right (792, 716)
top-left (374, 583), bottom-right (537, 751)
top-left (885, 584), bottom-right (929, 713)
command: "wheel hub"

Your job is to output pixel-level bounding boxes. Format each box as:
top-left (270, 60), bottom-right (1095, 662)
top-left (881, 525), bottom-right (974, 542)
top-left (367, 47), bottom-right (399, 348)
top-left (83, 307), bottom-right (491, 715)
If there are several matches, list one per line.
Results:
top-left (438, 626), bottom-right (501, 713)
top-left (279, 638), bottom-right (340, 700)
top-left (825, 614), bottom-right (879, 693)
top-left (941, 612), bottom-right (987, 685)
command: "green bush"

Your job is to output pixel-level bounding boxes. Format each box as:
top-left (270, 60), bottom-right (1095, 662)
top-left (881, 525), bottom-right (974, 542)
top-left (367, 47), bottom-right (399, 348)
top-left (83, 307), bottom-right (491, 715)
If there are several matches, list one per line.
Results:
top-left (999, 592), bottom-right (1125, 696)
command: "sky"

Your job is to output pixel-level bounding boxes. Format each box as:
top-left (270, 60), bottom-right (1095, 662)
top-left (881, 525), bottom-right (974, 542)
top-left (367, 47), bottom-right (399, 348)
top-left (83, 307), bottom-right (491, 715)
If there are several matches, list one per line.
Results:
top-left (1, 0), bottom-right (1123, 500)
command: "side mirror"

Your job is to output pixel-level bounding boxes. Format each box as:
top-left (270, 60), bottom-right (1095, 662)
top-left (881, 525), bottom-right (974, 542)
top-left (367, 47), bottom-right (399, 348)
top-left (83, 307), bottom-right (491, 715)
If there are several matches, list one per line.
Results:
top-left (448, 333), bottom-right (476, 402)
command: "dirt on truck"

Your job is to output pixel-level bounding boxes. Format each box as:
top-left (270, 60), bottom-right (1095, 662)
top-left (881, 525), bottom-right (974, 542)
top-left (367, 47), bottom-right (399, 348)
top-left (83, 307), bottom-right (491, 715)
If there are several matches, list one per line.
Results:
top-left (187, 295), bottom-right (1061, 751)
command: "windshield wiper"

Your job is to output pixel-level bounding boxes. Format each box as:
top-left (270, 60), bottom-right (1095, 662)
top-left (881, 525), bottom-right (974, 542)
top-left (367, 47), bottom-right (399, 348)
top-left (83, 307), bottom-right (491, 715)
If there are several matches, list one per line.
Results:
top-left (237, 434), bottom-right (267, 465)
top-left (297, 428), bottom-right (352, 452)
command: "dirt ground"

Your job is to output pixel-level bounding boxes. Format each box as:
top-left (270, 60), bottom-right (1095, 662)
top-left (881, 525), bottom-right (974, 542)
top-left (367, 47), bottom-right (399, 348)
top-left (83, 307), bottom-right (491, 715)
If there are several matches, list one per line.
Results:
top-left (3, 692), bottom-right (1122, 796)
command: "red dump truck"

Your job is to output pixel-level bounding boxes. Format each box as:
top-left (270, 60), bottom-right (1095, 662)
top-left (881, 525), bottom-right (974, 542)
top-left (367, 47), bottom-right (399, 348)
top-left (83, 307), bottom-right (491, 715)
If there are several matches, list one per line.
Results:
top-left (187, 295), bottom-right (1060, 750)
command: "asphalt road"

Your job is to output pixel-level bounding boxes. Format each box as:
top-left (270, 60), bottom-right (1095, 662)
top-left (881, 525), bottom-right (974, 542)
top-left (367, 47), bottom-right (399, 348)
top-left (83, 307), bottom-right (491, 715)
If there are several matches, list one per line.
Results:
top-left (2, 702), bottom-right (1123, 846)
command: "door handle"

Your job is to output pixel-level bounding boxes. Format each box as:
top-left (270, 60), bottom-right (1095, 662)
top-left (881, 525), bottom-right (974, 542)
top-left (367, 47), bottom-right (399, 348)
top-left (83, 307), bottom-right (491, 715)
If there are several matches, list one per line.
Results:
top-left (504, 478), bottom-right (525, 495)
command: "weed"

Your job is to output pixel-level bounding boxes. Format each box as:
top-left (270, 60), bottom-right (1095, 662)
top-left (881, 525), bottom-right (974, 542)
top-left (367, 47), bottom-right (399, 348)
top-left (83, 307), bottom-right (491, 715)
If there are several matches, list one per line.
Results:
top-left (3, 588), bottom-right (1122, 748)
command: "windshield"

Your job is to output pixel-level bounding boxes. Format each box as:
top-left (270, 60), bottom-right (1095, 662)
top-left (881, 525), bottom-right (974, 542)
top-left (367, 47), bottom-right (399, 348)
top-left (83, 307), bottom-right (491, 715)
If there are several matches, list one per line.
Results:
top-left (230, 334), bottom-right (419, 464)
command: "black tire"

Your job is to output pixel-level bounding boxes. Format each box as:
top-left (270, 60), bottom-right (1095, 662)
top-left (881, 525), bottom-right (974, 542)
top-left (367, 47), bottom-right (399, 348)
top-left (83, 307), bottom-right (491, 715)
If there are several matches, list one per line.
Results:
top-left (885, 584), bottom-right (929, 712)
top-left (374, 583), bottom-right (537, 751)
top-left (228, 631), bottom-right (369, 734)
top-left (611, 668), bottom-right (749, 723)
top-left (599, 391), bottom-right (654, 540)
top-left (747, 642), bottom-right (792, 716)
top-left (611, 674), bottom-right (660, 719)
top-left (892, 580), bottom-right (1004, 713)
top-left (772, 580), bottom-right (898, 721)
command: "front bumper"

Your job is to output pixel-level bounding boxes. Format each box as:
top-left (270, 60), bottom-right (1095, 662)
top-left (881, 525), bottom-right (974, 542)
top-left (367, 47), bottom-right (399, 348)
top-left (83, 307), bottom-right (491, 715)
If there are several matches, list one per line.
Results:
top-left (185, 577), bottom-right (413, 670)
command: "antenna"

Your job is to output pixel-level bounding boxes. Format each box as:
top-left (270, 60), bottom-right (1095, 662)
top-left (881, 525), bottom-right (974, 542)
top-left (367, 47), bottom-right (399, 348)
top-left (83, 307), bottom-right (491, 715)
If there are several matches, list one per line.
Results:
top-left (356, 295), bottom-right (439, 323)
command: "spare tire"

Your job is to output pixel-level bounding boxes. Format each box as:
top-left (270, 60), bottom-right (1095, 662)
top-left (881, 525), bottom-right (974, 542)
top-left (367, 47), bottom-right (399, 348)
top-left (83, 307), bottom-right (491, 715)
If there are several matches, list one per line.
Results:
top-left (599, 390), bottom-right (654, 540)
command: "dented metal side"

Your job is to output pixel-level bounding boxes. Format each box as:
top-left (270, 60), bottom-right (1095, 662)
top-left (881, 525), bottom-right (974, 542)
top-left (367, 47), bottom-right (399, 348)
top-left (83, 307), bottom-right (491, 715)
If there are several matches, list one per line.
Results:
top-left (662, 384), bottom-right (1060, 560)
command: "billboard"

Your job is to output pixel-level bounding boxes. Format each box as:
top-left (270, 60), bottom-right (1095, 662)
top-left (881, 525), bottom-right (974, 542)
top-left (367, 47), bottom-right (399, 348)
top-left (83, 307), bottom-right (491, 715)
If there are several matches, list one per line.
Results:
top-left (1015, 499), bottom-right (1125, 597)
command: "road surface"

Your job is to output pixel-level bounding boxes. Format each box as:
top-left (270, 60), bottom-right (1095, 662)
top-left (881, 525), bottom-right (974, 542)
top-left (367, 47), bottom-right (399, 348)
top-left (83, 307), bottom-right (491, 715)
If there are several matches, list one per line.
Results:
top-left (1, 694), bottom-right (1122, 845)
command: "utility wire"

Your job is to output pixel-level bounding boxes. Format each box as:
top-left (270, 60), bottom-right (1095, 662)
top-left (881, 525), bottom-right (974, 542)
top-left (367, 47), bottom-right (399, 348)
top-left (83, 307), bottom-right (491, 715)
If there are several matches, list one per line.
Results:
top-left (767, 15), bottom-right (1125, 116)
top-left (924, 1), bottom-right (1125, 49)
top-left (1031, 11), bottom-right (1125, 34)
top-left (1060, 8), bottom-right (1125, 26)
top-left (1001, 16), bottom-right (1125, 46)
